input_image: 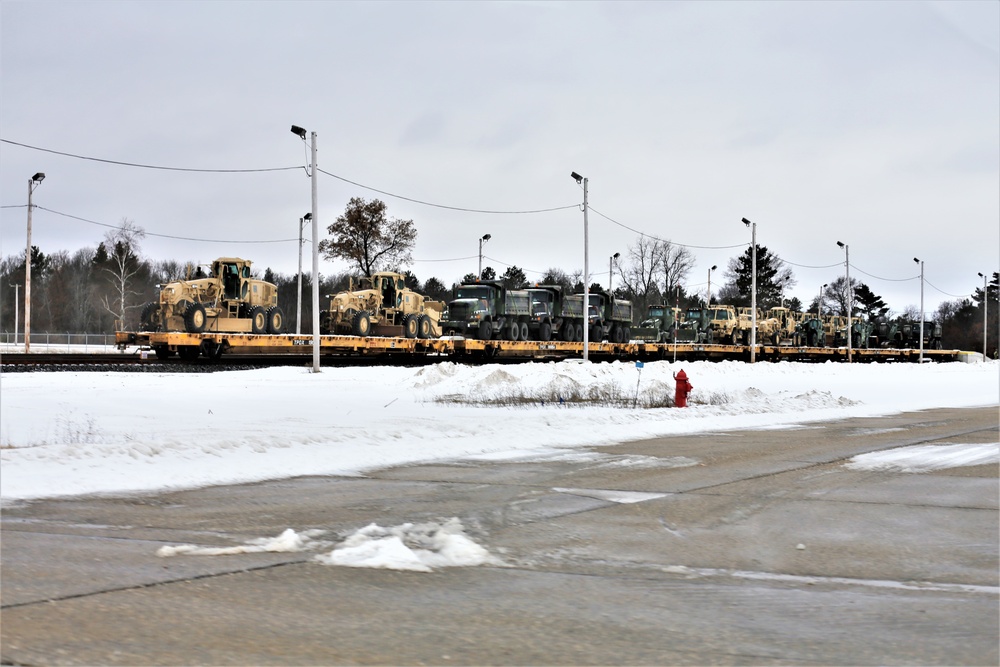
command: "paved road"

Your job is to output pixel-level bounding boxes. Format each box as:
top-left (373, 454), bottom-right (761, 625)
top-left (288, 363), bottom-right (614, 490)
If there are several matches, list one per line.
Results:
top-left (2, 406), bottom-right (997, 666)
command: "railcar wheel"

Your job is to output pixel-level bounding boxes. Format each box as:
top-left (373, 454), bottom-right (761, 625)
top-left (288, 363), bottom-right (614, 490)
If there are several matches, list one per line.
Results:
top-left (184, 302), bottom-right (207, 334)
top-left (178, 345), bottom-right (200, 361)
top-left (153, 345), bottom-right (173, 360)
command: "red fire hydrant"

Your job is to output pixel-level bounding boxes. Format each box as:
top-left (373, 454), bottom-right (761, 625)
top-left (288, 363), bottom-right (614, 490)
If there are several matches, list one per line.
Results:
top-left (673, 369), bottom-right (693, 408)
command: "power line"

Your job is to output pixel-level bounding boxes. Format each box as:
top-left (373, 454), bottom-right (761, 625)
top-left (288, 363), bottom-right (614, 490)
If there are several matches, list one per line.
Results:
top-left (2, 139), bottom-right (302, 173)
top-left (317, 168), bottom-right (577, 214)
top-left (925, 279), bottom-right (972, 299)
top-left (588, 206), bottom-right (747, 250)
top-left (36, 206), bottom-right (298, 244)
top-left (850, 264), bottom-right (920, 283)
top-left (411, 255), bottom-right (478, 263)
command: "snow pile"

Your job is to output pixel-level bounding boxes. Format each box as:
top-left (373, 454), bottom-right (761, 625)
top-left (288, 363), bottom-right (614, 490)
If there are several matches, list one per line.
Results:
top-left (314, 518), bottom-right (502, 572)
top-left (156, 528), bottom-right (330, 557)
top-left (846, 443), bottom-right (1000, 473)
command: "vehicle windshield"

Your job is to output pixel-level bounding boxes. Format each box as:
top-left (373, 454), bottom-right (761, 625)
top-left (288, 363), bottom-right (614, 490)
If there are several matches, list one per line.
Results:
top-left (455, 286), bottom-right (493, 301)
top-left (648, 307), bottom-right (664, 318)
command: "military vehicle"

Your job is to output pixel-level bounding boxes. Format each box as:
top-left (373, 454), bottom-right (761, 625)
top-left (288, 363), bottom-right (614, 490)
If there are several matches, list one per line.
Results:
top-left (439, 280), bottom-right (533, 340)
top-left (566, 289), bottom-right (633, 343)
top-left (765, 307), bottom-right (805, 346)
top-left (320, 271), bottom-right (443, 338)
top-left (703, 305), bottom-right (742, 345)
top-left (632, 304), bottom-right (681, 342)
top-left (139, 257), bottom-right (282, 335)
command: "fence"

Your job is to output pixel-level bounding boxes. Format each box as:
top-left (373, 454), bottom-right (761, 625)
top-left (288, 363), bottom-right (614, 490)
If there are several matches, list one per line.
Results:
top-left (0, 331), bottom-right (118, 352)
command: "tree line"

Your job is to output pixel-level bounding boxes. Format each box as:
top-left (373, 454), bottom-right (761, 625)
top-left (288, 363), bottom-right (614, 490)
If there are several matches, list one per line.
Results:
top-left (2, 197), bottom-right (997, 355)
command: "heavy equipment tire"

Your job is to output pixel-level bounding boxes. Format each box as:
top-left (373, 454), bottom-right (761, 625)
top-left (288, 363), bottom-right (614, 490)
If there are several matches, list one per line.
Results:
top-left (728, 330), bottom-right (738, 346)
top-left (539, 321), bottom-right (552, 342)
top-left (806, 330), bottom-right (817, 347)
top-left (352, 311), bottom-right (371, 337)
top-left (249, 306), bottom-right (266, 335)
top-left (184, 302), bottom-right (207, 333)
top-left (478, 320), bottom-right (492, 341)
top-left (266, 306), bottom-right (284, 334)
top-left (772, 332), bottom-right (781, 346)
top-left (417, 315), bottom-right (432, 339)
top-left (934, 339), bottom-right (942, 350)
top-left (140, 302), bottom-right (160, 332)
top-left (403, 314), bottom-right (419, 338)
top-left (178, 345), bottom-right (200, 361)
top-left (506, 320), bottom-right (520, 341)
top-left (852, 332), bottom-right (861, 348)
top-left (519, 322), bottom-right (530, 341)
top-left (318, 311), bottom-right (330, 335)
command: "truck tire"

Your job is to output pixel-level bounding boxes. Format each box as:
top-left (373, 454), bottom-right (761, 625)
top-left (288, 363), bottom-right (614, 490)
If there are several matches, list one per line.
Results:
top-left (562, 322), bottom-right (575, 342)
top-left (403, 314), bottom-right (419, 338)
top-left (574, 323), bottom-right (584, 342)
top-left (478, 320), bottom-right (492, 341)
top-left (519, 322), bottom-right (529, 341)
top-left (140, 302), bottom-right (160, 332)
top-left (352, 310), bottom-right (371, 337)
top-left (184, 302), bottom-right (207, 333)
top-left (590, 324), bottom-right (602, 343)
top-left (506, 320), bottom-right (520, 341)
top-left (539, 321), bottom-right (552, 342)
top-left (249, 306), bottom-right (267, 334)
top-left (417, 315), bottom-right (432, 339)
top-left (266, 306), bottom-right (284, 334)
top-left (623, 327), bottom-right (631, 342)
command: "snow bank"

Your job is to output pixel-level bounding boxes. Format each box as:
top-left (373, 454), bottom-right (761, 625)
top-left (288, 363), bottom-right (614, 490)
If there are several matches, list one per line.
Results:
top-left (1, 360), bottom-right (997, 500)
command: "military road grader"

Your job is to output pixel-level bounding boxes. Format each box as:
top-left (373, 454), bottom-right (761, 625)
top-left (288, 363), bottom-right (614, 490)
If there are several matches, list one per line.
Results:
top-left (140, 258), bottom-right (283, 335)
top-left (320, 271), bottom-right (443, 338)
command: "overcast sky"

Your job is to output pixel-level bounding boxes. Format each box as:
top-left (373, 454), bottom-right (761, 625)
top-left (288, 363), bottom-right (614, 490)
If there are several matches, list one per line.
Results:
top-left (2, 0), bottom-right (997, 314)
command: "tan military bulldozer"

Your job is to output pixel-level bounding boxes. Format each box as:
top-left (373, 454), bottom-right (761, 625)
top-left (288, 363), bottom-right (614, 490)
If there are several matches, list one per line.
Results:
top-left (320, 271), bottom-right (443, 338)
top-left (139, 258), bottom-right (283, 334)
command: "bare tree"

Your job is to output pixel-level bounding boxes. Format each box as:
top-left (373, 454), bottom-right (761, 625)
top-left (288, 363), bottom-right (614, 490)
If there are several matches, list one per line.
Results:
top-left (97, 218), bottom-right (147, 329)
top-left (617, 237), bottom-right (663, 315)
top-left (319, 198), bottom-right (416, 276)
top-left (658, 240), bottom-right (695, 298)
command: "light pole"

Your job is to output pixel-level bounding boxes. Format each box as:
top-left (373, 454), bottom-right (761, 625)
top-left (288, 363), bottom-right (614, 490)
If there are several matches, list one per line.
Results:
top-left (291, 125), bottom-right (320, 372)
top-left (979, 272), bottom-right (988, 359)
top-left (914, 257), bottom-right (924, 362)
top-left (706, 265), bottom-right (717, 306)
top-left (837, 241), bottom-right (851, 362)
top-left (478, 234), bottom-right (491, 279)
top-left (817, 283), bottom-right (827, 318)
top-left (296, 213), bottom-right (311, 335)
top-left (741, 218), bottom-right (757, 363)
top-left (10, 283), bottom-right (19, 346)
top-left (24, 172), bottom-right (45, 354)
top-left (571, 171), bottom-right (590, 362)
top-left (609, 252), bottom-right (620, 293)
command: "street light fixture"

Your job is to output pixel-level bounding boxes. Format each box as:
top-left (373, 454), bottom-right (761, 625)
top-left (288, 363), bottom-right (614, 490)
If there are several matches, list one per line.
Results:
top-left (979, 272), bottom-right (988, 359)
top-left (818, 283), bottom-right (828, 319)
top-left (914, 257), bottom-right (924, 362)
top-left (24, 172), bottom-right (45, 354)
top-left (571, 172), bottom-right (590, 362)
top-left (707, 265), bottom-right (717, 306)
top-left (291, 125), bottom-right (320, 372)
top-left (296, 212), bottom-right (311, 335)
top-left (837, 241), bottom-right (851, 362)
top-left (478, 234), bottom-right (491, 279)
top-left (741, 218), bottom-right (757, 363)
top-left (609, 252), bottom-right (620, 293)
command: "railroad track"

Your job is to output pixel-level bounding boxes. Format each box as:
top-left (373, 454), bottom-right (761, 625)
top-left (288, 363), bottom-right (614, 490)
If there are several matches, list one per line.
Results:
top-left (0, 353), bottom-right (449, 369)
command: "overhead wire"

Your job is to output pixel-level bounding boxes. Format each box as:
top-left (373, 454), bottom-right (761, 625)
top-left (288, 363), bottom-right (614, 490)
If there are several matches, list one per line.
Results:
top-left (1, 139), bottom-right (302, 173)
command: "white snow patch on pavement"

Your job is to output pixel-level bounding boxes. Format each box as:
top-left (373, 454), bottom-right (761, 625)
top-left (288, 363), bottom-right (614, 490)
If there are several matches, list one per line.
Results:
top-left (846, 442), bottom-right (1000, 473)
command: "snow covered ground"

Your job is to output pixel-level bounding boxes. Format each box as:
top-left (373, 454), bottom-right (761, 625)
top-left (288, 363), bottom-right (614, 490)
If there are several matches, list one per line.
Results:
top-left (2, 358), bottom-right (998, 571)
top-left (2, 359), bottom-right (997, 502)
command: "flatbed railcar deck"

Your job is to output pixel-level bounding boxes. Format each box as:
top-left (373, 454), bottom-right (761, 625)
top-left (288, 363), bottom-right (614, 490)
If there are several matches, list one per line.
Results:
top-left (115, 331), bottom-right (963, 363)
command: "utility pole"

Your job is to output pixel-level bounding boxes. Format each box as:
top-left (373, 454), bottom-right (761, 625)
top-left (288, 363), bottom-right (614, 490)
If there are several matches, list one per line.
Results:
top-left (914, 257), bottom-right (924, 363)
top-left (290, 125), bottom-right (320, 372)
top-left (707, 265), bottom-right (716, 306)
top-left (571, 172), bottom-right (590, 362)
top-left (978, 272), bottom-right (988, 359)
top-left (609, 252), bottom-right (619, 294)
top-left (24, 172), bottom-right (45, 354)
top-left (10, 283), bottom-right (19, 346)
top-left (837, 241), bottom-right (852, 362)
top-left (742, 218), bottom-right (757, 363)
top-left (478, 234), bottom-right (491, 279)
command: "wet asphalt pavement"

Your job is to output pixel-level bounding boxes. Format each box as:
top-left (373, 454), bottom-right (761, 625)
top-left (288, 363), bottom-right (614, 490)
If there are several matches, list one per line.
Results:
top-left (2, 405), bottom-right (998, 666)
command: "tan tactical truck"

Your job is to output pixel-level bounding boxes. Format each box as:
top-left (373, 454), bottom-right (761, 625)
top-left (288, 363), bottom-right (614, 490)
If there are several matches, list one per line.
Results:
top-left (704, 305), bottom-right (743, 345)
top-left (140, 258), bottom-right (282, 334)
top-left (320, 271), bottom-right (443, 338)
